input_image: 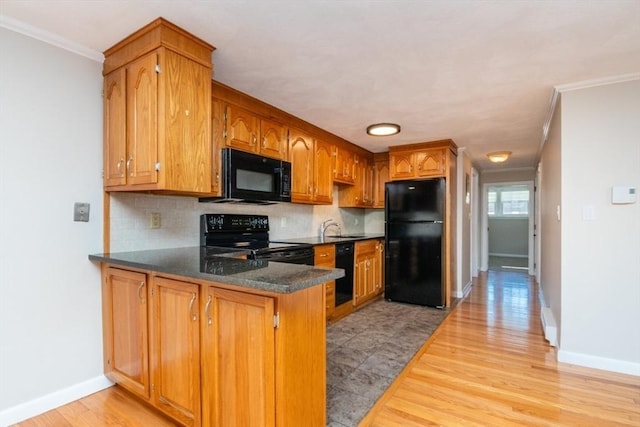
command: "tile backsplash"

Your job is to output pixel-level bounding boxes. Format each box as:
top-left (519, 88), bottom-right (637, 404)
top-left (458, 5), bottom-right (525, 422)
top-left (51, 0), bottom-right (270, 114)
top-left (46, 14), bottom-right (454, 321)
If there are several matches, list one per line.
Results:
top-left (109, 188), bottom-right (384, 252)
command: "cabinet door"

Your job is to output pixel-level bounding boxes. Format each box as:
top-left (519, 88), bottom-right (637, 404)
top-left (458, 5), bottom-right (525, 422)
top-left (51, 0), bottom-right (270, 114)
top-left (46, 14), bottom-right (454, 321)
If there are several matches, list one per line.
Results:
top-left (151, 277), bottom-right (201, 427)
top-left (103, 268), bottom-right (150, 399)
top-left (315, 245), bottom-right (336, 319)
top-left (104, 68), bottom-right (127, 187)
top-left (314, 139), bottom-right (334, 204)
top-left (389, 151), bottom-right (415, 180)
top-left (210, 98), bottom-right (224, 196)
top-left (373, 160), bottom-right (389, 208)
top-left (260, 118), bottom-right (287, 160)
top-left (354, 255), bottom-right (367, 306)
top-left (225, 104), bottom-right (259, 153)
top-left (415, 149), bottom-right (446, 177)
top-left (127, 52), bottom-right (159, 185)
top-left (373, 241), bottom-right (384, 295)
top-left (202, 287), bottom-right (275, 427)
top-left (162, 50), bottom-right (212, 192)
top-left (289, 128), bottom-right (314, 203)
top-left (364, 254), bottom-right (376, 299)
top-left (334, 147), bottom-right (355, 184)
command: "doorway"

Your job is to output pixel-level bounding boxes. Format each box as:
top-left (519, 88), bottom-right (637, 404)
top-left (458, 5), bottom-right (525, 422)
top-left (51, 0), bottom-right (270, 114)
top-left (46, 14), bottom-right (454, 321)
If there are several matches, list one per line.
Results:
top-left (481, 181), bottom-right (535, 275)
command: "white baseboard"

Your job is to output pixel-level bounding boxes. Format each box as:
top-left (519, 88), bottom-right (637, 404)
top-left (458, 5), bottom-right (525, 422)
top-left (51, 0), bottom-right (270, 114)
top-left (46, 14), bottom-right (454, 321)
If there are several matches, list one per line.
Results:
top-left (0, 375), bottom-right (114, 426)
top-left (540, 307), bottom-right (558, 347)
top-left (453, 280), bottom-right (473, 299)
top-left (558, 350), bottom-right (640, 376)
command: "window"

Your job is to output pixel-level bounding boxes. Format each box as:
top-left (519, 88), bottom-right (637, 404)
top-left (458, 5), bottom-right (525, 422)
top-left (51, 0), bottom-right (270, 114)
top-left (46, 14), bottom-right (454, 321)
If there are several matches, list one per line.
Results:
top-left (488, 185), bottom-right (529, 217)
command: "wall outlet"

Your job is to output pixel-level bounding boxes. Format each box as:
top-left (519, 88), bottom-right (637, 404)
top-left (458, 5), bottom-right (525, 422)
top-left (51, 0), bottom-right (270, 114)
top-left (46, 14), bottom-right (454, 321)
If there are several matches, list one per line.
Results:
top-left (150, 212), bottom-right (161, 229)
top-left (73, 202), bottom-right (90, 222)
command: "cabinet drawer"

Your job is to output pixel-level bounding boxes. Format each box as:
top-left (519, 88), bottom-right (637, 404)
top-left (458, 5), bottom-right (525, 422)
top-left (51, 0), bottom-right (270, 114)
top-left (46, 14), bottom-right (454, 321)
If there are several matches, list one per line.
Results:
top-left (355, 239), bottom-right (377, 257)
top-left (314, 244), bottom-right (336, 266)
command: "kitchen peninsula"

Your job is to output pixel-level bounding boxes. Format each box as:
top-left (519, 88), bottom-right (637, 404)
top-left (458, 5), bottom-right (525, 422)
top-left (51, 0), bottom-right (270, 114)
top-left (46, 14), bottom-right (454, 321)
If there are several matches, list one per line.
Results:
top-left (90, 247), bottom-right (343, 427)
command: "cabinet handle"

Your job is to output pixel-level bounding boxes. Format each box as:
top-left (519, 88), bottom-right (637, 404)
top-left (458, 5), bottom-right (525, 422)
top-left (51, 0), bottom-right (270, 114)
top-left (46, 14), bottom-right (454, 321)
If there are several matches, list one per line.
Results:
top-left (320, 253), bottom-right (328, 257)
top-left (204, 295), bottom-right (212, 325)
top-left (189, 293), bottom-right (197, 321)
top-left (126, 155), bottom-right (133, 176)
top-left (137, 282), bottom-right (145, 304)
top-left (262, 137), bottom-right (266, 148)
top-left (215, 172), bottom-right (219, 183)
top-left (116, 158), bottom-right (125, 176)
top-left (252, 135), bottom-right (257, 146)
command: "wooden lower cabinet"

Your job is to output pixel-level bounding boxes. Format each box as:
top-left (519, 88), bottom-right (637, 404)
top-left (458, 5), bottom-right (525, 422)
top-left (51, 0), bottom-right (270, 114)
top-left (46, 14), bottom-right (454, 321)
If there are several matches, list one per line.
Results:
top-left (353, 240), bottom-right (384, 308)
top-left (314, 244), bottom-right (336, 320)
top-left (151, 277), bottom-right (201, 426)
top-left (102, 267), bottom-right (150, 400)
top-left (102, 264), bottom-right (325, 427)
top-left (202, 287), bottom-right (275, 427)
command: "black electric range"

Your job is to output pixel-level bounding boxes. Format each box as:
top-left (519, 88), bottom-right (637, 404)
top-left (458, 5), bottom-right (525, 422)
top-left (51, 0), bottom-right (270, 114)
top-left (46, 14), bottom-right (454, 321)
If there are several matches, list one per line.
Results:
top-left (200, 214), bottom-right (314, 265)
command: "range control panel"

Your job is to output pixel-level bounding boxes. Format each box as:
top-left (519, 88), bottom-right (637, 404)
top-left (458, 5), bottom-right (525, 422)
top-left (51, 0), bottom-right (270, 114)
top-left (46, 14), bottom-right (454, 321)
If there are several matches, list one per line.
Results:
top-left (201, 214), bottom-right (269, 233)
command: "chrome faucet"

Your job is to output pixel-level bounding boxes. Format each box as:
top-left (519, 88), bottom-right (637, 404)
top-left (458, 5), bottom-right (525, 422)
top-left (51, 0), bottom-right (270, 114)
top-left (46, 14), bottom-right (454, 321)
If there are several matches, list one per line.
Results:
top-left (321, 219), bottom-right (341, 239)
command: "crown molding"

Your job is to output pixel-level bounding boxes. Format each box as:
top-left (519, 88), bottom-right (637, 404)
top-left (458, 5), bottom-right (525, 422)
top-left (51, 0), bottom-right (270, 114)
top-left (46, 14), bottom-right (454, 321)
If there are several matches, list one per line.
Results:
top-left (481, 166), bottom-right (536, 174)
top-left (0, 14), bottom-right (103, 62)
top-left (537, 73), bottom-right (640, 159)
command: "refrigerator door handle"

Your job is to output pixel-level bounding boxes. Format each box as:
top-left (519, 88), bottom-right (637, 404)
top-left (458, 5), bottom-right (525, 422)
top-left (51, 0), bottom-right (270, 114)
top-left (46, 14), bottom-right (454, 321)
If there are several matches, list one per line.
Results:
top-left (434, 220), bottom-right (443, 224)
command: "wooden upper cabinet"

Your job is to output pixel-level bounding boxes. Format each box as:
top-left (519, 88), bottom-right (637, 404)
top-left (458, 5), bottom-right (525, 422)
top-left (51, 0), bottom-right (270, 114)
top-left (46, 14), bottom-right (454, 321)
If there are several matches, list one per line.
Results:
top-left (223, 104), bottom-right (288, 160)
top-left (225, 104), bottom-right (259, 153)
top-left (210, 98), bottom-right (224, 197)
top-left (103, 69), bottom-right (127, 187)
top-left (260, 118), bottom-right (288, 160)
top-left (389, 140), bottom-right (455, 181)
top-left (338, 153), bottom-right (374, 208)
top-left (289, 128), bottom-right (315, 203)
top-left (127, 52), bottom-right (159, 186)
top-left (288, 129), bottom-right (332, 204)
top-left (151, 277), bottom-right (201, 427)
top-left (415, 148), bottom-right (446, 177)
top-left (373, 155), bottom-right (389, 208)
top-left (102, 267), bottom-right (150, 400)
top-left (314, 139), bottom-right (334, 204)
top-left (102, 18), bottom-right (214, 193)
top-left (333, 146), bottom-right (356, 184)
top-left (389, 150), bottom-right (415, 180)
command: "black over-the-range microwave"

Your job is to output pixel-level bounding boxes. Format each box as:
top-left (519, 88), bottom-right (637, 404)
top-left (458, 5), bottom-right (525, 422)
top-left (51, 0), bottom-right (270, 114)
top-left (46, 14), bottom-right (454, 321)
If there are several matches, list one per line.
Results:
top-left (199, 148), bottom-right (292, 204)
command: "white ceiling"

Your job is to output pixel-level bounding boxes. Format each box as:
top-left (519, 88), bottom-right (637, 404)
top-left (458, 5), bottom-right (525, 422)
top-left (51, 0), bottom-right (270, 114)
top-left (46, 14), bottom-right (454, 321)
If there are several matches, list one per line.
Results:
top-left (2, 0), bottom-right (639, 171)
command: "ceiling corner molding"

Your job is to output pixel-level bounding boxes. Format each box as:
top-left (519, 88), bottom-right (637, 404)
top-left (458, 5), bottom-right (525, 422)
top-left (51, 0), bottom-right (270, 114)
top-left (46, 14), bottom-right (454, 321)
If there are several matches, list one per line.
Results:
top-left (554, 73), bottom-right (640, 93)
top-left (536, 73), bottom-right (640, 162)
top-left (0, 14), bottom-right (103, 63)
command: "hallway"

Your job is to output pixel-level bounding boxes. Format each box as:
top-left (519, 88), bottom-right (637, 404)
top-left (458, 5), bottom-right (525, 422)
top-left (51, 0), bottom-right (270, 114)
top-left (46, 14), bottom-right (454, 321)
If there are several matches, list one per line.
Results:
top-left (360, 270), bottom-right (640, 426)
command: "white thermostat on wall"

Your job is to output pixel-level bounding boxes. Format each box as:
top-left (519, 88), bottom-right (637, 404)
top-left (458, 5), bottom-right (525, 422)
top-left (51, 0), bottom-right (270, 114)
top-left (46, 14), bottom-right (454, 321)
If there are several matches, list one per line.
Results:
top-left (611, 186), bottom-right (637, 204)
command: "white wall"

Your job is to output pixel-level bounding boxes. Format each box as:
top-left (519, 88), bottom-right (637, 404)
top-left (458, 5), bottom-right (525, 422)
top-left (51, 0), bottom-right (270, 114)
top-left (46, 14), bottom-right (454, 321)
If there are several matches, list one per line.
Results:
top-left (488, 217), bottom-right (528, 256)
top-left (539, 100), bottom-right (563, 334)
top-left (558, 80), bottom-right (640, 374)
top-left (0, 27), bottom-right (108, 424)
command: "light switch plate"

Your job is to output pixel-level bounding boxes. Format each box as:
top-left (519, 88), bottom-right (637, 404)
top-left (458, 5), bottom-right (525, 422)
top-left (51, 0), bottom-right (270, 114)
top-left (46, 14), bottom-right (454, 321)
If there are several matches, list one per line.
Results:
top-left (73, 202), bottom-right (90, 222)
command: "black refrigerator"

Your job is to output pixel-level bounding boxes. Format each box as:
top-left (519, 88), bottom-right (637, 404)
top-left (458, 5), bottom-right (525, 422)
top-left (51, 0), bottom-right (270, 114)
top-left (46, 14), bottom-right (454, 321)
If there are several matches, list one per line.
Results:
top-left (385, 178), bottom-right (445, 307)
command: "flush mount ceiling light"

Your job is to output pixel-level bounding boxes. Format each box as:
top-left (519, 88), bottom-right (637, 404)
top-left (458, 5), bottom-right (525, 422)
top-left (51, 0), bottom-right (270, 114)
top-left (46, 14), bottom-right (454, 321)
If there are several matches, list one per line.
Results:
top-left (487, 151), bottom-right (512, 163)
top-left (366, 123), bottom-right (401, 136)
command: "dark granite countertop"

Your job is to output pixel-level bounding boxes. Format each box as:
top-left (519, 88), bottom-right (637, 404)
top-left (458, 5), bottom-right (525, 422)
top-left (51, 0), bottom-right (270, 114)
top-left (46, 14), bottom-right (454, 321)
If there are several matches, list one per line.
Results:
top-left (270, 234), bottom-right (384, 246)
top-left (89, 247), bottom-right (344, 294)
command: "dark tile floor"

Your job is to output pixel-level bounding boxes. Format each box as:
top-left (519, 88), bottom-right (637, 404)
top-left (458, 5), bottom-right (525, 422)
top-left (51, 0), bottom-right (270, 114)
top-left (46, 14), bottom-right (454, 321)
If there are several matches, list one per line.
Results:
top-left (326, 299), bottom-right (451, 426)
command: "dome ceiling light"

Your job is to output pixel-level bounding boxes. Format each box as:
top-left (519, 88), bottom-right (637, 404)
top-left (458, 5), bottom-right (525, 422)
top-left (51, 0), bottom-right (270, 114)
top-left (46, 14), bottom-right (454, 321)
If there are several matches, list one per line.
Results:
top-left (487, 151), bottom-right (512, 163)
top-left (366, 123), bottom-right (401, 136)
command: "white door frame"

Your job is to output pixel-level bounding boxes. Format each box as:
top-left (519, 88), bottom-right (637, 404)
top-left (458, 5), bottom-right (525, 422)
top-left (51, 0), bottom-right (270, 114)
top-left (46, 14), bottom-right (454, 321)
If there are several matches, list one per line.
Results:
top-left (480, 180), bottom-right (536, 275)
top-left (471, 168), bottom-right (480, 277)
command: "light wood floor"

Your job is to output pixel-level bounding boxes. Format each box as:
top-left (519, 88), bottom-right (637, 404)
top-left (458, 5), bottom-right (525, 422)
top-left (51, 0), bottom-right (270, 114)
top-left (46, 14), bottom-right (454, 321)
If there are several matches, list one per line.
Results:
top-left (14, 271), bottom-right (640, 426)
top-left (360, 271), bottom-right (640, 426)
